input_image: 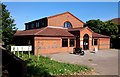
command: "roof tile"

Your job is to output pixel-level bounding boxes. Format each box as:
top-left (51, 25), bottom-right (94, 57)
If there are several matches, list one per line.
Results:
top-left (14, 27), bottom-right (74, 37)
top-left (92, 33), bottom-right (110, 38)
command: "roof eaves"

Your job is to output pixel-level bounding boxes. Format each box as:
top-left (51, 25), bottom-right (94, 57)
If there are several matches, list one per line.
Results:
top-left (80, 27), bottom-right (94, 33)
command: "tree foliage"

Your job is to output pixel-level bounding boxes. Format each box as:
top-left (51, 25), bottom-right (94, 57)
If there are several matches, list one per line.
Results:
top-left (102, 20), bottom-right (119, 36)
top-left (84, 19), bottom-right (119, 37)
top-left (1, 3), bottom-right (17, 47)
top-left (84, 19), bottom-right (104, 34)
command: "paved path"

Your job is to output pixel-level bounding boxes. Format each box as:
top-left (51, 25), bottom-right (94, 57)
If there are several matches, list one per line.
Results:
top-left (42, 49), bottom-right (119, 75)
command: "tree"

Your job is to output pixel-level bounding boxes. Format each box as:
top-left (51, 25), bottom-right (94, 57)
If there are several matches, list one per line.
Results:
top-left (0, 4), bottom-right (2, 43)
top-left (102, 20), bottom-right (119, 37)
top-left (1, 3), bottom-right (17, 48)
top-left (84, 19), bottom-right (104, 34)
top-left (84, 19), bottom-right (119, 36)
top-left (84, 19), bottom-right (119, 48)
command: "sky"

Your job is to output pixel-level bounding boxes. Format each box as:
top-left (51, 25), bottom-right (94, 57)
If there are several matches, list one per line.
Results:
top-left (4, 2), bottom-right (118, 30)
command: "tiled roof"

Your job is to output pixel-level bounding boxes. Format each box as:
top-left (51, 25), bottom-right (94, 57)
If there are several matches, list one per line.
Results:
top-left (15, 27), bottom-right (110, 38)
top-left (14, 27), bottom-right (74, 37)
top-left (92, 33), bottom-right (110, 38)
top-left (68, 27), bottom-right (93, 33)
top-left (68, 27), bottom-right (84, 31)
top-left (112, 18), bottom-right (120, 25)
top-left (14, 27), bottom-right (45, 36)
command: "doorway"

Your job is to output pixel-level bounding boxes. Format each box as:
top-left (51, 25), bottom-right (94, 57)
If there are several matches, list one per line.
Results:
top-left (83, 34), bottom-right (89, 50)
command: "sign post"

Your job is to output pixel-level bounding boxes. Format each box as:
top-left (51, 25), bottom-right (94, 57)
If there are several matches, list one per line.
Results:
top-left (11, 46), bottom-right (32, 58)
top-left (17, 47), bottom-right (20, 57)
top-left (28, 46), bottom-right (31, 58)
top-left (13, 47), bottom-right (15, 54)
top-left (21, 47), bottom-right (23, 57)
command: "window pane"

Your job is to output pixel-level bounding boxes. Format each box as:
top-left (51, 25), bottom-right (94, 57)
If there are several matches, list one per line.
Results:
top-left (62, 39), bottom-right (68, 47)
top-left (64, 22), bottom-right (72, 28)
top-left (36, 22), bottom-right (39, 28)
top-left (70, 39), bottom-right (74, 47)
top-left (31, 23), bottom-right (34, 28)
top-left (26, 25), bottom-right (29, 29)
top-left (94, 39), bottom-right (98, 45)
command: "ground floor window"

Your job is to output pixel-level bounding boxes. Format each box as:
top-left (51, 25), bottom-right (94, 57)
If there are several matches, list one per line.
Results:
top-left (92, 39), bottom-right (93, 46)
top-left (62, 39), bottom-right (68, 47)
top-left (94, 39), bottom-right (98, 45)
top-left (70, 39), bottom-right (74, 47)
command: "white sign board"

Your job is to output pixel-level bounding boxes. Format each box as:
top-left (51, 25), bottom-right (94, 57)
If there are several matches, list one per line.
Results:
top-left (11, 46), bottom-right (32, 51)
top-left (80, 41), bottom-right (83, 45)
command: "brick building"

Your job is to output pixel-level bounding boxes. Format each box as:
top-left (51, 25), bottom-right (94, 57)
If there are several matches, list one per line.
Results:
top-left (14, 12), bottom-right (110, 55)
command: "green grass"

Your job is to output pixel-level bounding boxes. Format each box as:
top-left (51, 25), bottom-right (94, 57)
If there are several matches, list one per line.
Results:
top-left (17, 53), bottom-right (92, 76)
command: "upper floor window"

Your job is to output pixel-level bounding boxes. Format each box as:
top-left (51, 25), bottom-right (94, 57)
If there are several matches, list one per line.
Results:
top-left (36, 22), bottom-right (39, 28)
top-left (64, 21), bottom-right (72, 28)
top-left (42, 22), bottom-right (44, 26)
top-left (31, 23), bottom-right (34, 29)
top-left (26, 24), bottom-right (29, 30)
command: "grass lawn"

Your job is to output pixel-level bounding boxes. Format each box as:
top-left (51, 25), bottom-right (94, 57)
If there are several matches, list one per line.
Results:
top-left (17, 53), bottom-right (92, 76)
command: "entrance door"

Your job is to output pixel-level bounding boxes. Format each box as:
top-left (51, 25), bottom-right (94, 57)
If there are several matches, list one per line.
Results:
top-left (83, 34), bottom-right (89, 50)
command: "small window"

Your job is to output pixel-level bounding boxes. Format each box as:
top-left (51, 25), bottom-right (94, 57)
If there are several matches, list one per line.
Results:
top-left (42, 22), bottom-right (44, 26)
top-left (64, 21), bottom-right (72, 28)
top-left (31, 23), bottom-right (34, 29)
top-left (62, 39), bottom-right (68, 47)
top-left (94, 39), bottom-right (98, 45)
top-left (36, 22), bottom-right (39, 28)
top-left (26, 24), bottom-right (29, 30)
top-left (70, 39), bottom-right (74, 47)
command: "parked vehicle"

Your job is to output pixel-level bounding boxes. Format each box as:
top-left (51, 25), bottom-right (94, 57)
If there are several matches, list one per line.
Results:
top-left (73, 47), bottom-right (85, 55)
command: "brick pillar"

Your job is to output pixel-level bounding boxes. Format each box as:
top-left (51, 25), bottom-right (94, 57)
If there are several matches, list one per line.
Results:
top-left (68, 38), bottom-right (70, 47)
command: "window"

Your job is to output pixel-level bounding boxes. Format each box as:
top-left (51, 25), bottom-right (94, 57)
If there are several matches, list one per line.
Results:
top-left (42, 22), bottom-right (44, 26)
top-left (70, 39), bottom-right (74, 47)
top-left (26, 24), bottom-right (29, 30)
top-left (94, 39), bottom-right (98, 45)
top-left (36, 22), bottom-right (39, 28)
top-left (62, 39), bottom-right (68, 47)
top-left (64, 21), bottom-right (72, 28)
top-left (31, 23), bottom-right (34, 29)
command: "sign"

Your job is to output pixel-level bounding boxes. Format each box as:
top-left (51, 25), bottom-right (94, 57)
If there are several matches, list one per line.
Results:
top-left (80, 41), bottom-right (83, 45)
top-left (11, 46), bottom-right (32, 51)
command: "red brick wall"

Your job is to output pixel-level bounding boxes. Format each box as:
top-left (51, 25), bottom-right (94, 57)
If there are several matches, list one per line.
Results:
top-left (34, 37), bottom-right (75, 55)
top-left (80, 28), bottom-right (93, 50)
top-left (48, 13), bottom-right (84, 28)
top-left (98, 38), bottom-right (110, 49)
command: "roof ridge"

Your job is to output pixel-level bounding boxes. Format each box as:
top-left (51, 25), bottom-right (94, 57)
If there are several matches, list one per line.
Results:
top-left (48, 12), bottom-right (84, 24)
top-left (35, 27), bottom-right (48, 35)
top-left (80, 27), bottom-right (94, 33)
top-left (93, 32), bottom-right (110, 38)
top-left (48, 12), bottom-right (69, 18)
top-left (47, 26), bottom-right (67, 29)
